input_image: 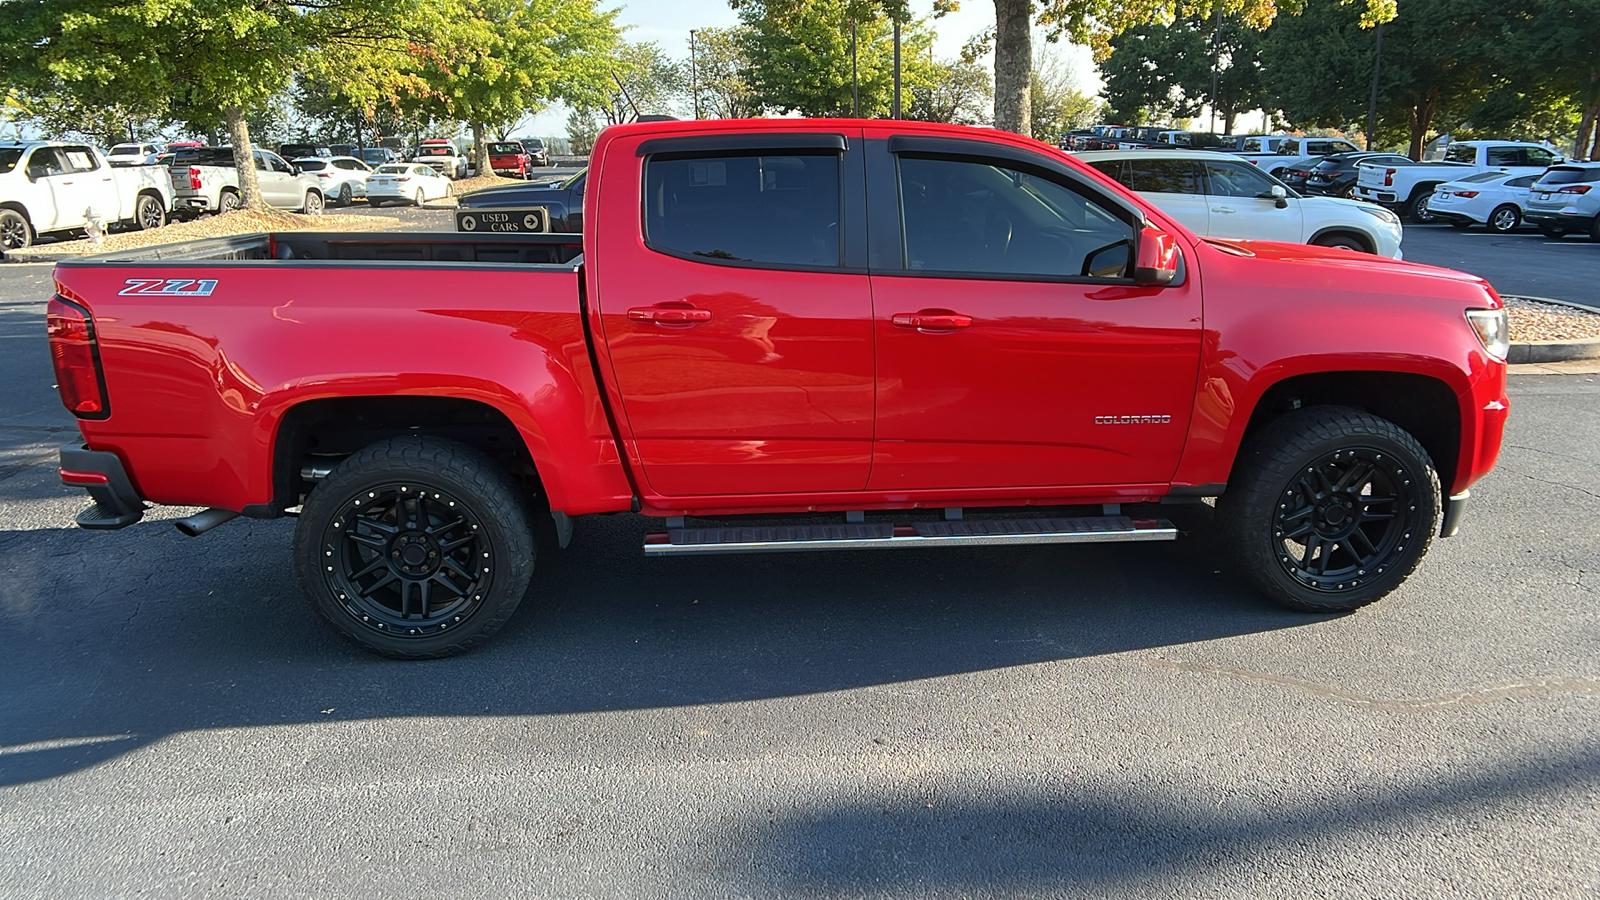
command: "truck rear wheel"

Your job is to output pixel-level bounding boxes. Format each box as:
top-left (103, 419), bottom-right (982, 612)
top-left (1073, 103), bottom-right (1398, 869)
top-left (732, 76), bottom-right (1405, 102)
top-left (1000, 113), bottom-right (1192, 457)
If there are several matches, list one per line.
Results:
top-left (294, 436), bottom-right (535, 659)
top-left (1218, 406), bottom-right (1440, 613)
top-left (1405, 189), bottom-right (1436, 223)
top-left (218, 190), bottom-right (241, 214)
top-left (135, 193), bottom-right (167, 230)
top-left (0, 209), bottom-right (31, 250)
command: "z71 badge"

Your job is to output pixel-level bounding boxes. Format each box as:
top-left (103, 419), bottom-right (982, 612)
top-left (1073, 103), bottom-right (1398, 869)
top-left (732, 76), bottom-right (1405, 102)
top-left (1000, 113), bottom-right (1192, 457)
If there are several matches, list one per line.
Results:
top-left (118, 278), bottom-right (219, 297)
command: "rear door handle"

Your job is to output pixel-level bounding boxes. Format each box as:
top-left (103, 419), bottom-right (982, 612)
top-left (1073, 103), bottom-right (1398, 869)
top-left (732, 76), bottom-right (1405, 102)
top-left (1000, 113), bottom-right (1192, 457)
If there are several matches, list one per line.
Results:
top-left (628, 306), bottom-right (712, 324)
top-left (892, 312), bottom-right (973, 330)
top-left (1211, 206), bottom-right (1235, 214)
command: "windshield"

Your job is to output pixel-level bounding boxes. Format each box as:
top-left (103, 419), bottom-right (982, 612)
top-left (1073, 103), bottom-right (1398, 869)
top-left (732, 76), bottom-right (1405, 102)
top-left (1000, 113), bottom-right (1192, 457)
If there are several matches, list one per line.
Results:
top-left (376, 164), bottom-right (412, 175)
top-left (416, 147), bottom-right (454, 156)
top-left (487, 143), bottom-right (523, 154)
top-left (524, 139), bottom-right (545, 149)
top-left (360, 149), bottom-right (389, 162)
top-left (295, 159), bottom-right (327, 171)
top-left (1538, 166), bottom-right (1600, 185)
top-left (109, 146), bottom-right (141, 156)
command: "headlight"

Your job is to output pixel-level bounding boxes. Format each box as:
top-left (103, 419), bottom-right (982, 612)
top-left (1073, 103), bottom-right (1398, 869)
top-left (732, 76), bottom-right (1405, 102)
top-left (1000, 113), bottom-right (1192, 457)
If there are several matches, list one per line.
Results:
top-left (1357, 204), bottom-right (1401, 227)
top-left (1466, 308), bottom-right (1509, 360)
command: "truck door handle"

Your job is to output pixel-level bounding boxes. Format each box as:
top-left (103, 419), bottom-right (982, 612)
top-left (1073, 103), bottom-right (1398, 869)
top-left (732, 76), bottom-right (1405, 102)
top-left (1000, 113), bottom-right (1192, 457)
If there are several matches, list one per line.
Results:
top-left (892, 311), bottom-right (973, 330)
top-left (628, 306), bottom-right (712, 324)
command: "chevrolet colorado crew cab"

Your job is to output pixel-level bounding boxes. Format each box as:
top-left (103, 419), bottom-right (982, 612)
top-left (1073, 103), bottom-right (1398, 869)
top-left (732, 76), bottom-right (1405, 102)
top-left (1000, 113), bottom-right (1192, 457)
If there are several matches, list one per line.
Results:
top-left (47, 119), bottom-right (1511, 659)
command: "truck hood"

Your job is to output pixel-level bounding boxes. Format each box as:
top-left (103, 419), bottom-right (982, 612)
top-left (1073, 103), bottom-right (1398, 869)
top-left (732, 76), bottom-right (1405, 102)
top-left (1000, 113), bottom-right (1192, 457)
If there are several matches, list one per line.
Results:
top-left (457, 181), bottom-right (566, 208)
top-left (1200, 237), bottom-right (1492, 287)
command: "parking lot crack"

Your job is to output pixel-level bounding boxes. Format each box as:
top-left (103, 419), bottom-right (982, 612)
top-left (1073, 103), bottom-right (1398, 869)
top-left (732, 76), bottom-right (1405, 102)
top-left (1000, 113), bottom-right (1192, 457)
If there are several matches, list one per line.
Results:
top-left (1505, 469), bottom-right (1600, 503)
top-left (1139, 658), bottom-right (1600, 712)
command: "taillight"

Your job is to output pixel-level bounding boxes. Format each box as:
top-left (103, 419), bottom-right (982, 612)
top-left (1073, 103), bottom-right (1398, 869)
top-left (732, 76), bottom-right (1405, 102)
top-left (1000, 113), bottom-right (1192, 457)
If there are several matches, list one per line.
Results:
top-left (46, 296), bottom-right (109, 418)
top-left (1384, 168), bottom-right (1396, 186)
top-left (1559, 185), bottom-right (1592, 194)
top-left (1455, 190), bottom-right (1479, 198)
top-left (189, 166), bottom-right (202, 190)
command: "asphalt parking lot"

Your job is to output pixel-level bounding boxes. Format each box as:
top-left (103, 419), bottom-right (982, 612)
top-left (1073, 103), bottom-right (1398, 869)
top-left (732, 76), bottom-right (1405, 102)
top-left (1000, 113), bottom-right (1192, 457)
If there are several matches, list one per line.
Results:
top-left (0, 214), bottom-right (1596, 897)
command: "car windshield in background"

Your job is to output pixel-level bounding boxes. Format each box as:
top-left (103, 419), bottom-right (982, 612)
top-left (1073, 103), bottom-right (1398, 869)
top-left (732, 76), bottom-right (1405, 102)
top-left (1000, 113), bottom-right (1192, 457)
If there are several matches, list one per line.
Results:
top-left (416, 147), bottom-right (453, 156)
top-left (0, 148), bottom-right (21, 173)
top-left (295, 159), bottom-right (327, 171)
top-left (375, 165), bottom-right (411, 174)
top-left (1538, 166), bottom-right (1600, 185)
top-left (487, 143), bottom-right (523, 154)
top-left (109, 146), bottom-right (141, 156)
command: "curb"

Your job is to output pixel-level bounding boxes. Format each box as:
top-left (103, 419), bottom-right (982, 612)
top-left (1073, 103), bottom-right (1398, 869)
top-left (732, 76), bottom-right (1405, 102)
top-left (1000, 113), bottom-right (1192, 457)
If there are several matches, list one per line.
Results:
top-left (1503, 295), bottom-right (1600, 364)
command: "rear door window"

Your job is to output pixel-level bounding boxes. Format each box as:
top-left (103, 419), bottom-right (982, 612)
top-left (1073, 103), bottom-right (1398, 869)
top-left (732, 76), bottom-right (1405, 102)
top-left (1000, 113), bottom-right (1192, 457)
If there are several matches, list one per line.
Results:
top-left (644, 152), bottom-right (841, 268)
top-left (1445, 144), bottom-right (1478, 164)
top-left (1202, 160), bottom-right (1279, 197)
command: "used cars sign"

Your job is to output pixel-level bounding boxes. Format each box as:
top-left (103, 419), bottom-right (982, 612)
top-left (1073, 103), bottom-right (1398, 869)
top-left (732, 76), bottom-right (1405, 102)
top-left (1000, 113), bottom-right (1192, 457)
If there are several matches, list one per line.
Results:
top-left (456, 207), bottom-right (549, 233)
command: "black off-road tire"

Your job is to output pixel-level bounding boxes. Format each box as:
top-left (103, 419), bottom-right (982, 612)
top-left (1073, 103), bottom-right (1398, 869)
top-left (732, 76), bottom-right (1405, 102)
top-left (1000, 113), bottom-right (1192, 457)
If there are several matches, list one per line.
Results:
top-left (294, 436), bottom-right (535, 659)
top-left (1217, 406), bottom-right (1441, 613)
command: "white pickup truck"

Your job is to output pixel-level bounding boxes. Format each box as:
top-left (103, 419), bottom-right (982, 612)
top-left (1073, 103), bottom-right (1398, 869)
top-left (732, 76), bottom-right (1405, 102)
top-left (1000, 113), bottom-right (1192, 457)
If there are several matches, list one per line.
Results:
top-left (1354, 140), bottom-right (1564, 222)
top-left (166, 146), bottom-right (326, 218)
top-left (1236, 136), bottom-right (1363, 177)
top-left (0, 140), bottom-right (172, 250)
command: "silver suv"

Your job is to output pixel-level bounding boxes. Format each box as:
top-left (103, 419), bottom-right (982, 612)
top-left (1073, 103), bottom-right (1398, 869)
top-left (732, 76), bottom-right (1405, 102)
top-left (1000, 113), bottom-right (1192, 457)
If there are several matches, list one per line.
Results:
top-left (1525, 162), bottom-right (1600, 241)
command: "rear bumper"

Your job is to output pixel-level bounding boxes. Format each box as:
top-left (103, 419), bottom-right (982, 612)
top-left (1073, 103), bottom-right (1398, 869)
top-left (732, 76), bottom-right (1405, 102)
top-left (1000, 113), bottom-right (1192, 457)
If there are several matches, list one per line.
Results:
top-left (1524, 211), bottom-right (1596, 231)
top-left (59, 444), bottom-right (145, 529)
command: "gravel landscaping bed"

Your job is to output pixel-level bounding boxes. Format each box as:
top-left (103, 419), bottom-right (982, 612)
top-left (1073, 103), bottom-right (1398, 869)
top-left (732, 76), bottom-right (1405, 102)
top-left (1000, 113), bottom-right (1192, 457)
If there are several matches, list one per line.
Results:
top-left (7, 208), bottom-right (404, 259)
top-left (1504, 296), bottom-right (1600, 342)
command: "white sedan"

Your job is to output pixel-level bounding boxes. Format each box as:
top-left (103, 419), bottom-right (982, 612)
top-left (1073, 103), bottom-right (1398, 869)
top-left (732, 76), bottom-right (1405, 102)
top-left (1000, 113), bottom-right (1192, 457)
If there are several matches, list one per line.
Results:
top-left (1424, 171), bottom-right (1539, 233)
top-left (1077, 149), bottom-right (1404, 258)
top-left (365, 163), bottom-right (453, 207)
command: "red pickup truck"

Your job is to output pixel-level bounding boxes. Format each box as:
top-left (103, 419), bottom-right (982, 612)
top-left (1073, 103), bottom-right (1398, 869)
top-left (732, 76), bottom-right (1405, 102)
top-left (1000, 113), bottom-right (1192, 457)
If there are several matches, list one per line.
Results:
top-left (47, 119), bottom-right (1511, 658)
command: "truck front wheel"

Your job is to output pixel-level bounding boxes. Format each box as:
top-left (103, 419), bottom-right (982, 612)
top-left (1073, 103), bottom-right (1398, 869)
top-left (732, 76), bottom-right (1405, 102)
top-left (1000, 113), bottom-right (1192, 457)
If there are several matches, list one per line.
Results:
top-left (0, 209), bottom-right (30, 250)
top-left (293, 436), bottom-right (535, 659)
top-left (1218, 406), bottom-right (1440, 613)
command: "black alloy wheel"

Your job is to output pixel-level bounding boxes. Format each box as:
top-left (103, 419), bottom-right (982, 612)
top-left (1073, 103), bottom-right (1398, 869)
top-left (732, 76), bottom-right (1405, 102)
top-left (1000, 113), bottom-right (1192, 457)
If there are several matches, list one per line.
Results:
top-left (1220, 406), bottom-right (1440, 613)
top-left (0, 209), bottom-right (31, 250)
top-left (135, 193), bottom-right (167, 230)
top-left (1270, 447), bottom-right (1421, 593)
top-left (295, 437), bottom-right (535, 658)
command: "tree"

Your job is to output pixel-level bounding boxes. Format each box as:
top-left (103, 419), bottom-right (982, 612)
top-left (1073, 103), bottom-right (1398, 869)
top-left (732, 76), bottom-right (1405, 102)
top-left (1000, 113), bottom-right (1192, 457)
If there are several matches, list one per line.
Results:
top-left (1098, 12), bottom-right (1265, 133)
top-left (736, 0), bottom-right (936, 118)
top-left (1099, 21), bottom-right (1199, 125)
top-left (1029, 44), bottom-right (1097, 140)
top-left (976, 0), bottom-right (1399, 135)
top-left (388, 0), bottom-right (619, 178)
top-left (0, 0), bottom-right (434, 210)
top-left (688, 27), bottom-right (760, 119)
top-left (568, 41), bottom-right (685, 130)
top-left (908, 33), bottom-right (993, 124)
top-left (1495, 0), bottom-right (1600, 159)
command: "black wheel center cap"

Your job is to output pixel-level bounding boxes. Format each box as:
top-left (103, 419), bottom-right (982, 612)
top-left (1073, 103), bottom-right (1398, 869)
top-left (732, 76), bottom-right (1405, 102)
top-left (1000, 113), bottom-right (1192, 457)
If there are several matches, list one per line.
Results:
top-left (401, 544), bottom-right (429, 566)
top-left (1324, 504), bottom-right (1348, 525)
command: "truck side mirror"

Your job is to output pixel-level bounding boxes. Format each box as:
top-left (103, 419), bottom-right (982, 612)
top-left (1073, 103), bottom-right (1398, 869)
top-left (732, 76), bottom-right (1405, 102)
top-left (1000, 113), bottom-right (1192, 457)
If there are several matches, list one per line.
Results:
top-left (1133, 225), bottom-right (1180, 286)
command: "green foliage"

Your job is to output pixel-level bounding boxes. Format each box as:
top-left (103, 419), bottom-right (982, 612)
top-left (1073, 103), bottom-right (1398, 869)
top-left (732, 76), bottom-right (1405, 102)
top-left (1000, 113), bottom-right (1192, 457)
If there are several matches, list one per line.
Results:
top-left (735, 0), bottom-right (937, 118)
top-left (907, 32), bottom-right (992, 124)
top-left (1100, 12), bottom-right (1264, 133)
top-left (1030, 44), bottom-right (1097, 139)
top-left (689, 26), bottom-right (759, 119)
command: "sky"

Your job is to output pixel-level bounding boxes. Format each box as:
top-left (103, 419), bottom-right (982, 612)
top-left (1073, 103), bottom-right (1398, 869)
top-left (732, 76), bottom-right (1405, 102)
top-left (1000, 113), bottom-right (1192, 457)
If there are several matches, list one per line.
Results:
top-left (518, 0), bottom-right (1100, 137)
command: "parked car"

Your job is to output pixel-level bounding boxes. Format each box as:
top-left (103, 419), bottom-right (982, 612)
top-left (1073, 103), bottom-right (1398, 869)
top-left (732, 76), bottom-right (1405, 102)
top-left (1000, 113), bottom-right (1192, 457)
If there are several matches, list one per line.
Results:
top-left (410, 138), bottom-right (469, 180)
top-left (1276, 157), bottom-right (1321, 194)
top-left (0, 140), bottom-right (172, 249)
top-left (1238, 136), bottom-right (1363, 177)
top-left (485, 141), bottom-right (534, 179)
top-left (1229, 135), bottom-right (1289, 154)
top-left (454, 167), bottom-right (584, 233)
top-left (517, 138), bottom-right (550, 167)
top-left (167, 146), bottom-right (326, 217)
top-left (1425, 171), bottom-right (1541, 233)
top-left (280, 143), bottom-right (332, 160)
top-left (106, 142), bottom-right (163, 167)
top-left (357, 147), bottom-right (401, 166)
top-left (1523, 161), bottom-right (1600, 240)
top-left (1302, 151), bottom-right (1414, 198)
top-left (293, 155), bottom-right (373, 207)
top-left (49, 119), bottom-right (1509, 659)
top-left (365, 162), bottom-right (452, 207)
top-left (1162, 131), bottom-right (1231, 150)
top-left (1079, 149), bottom-right (1403, 257)
top-left (1355, 141), bottom-right (1563, 222)
top-left (329, 143), bottom-right (358, 158)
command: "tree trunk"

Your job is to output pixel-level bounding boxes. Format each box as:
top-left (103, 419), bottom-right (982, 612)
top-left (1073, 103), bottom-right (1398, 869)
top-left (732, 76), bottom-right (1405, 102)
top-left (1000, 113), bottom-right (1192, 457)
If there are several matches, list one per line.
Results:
top-left (226, 106), bottom-right (264, 211)
top-left (993, 0), bottom-right (1032, 136)
top-left (1406, 90), bottom-right (1440, 161)
top-left (1575, 107), bottom-right (1596, 161)
top-left (472, 121), bottom-right (488, 180)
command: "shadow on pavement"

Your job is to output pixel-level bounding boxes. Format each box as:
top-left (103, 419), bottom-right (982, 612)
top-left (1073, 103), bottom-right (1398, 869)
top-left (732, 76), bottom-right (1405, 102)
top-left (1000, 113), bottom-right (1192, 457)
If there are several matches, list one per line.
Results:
top-left (0, 505), bottom-right (1314, 786)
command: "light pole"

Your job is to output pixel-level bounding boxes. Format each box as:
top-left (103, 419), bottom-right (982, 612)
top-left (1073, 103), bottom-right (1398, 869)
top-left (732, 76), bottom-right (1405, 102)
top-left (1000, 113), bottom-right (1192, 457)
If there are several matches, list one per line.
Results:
top-left (851, 19), bottom-right (859, 117)
top-left (1209, 4), bottom-right (1222, 133)
top-left (892, 15), bottom-right (902, 119)
top-left (689, 29), bottom-right (701, 120)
